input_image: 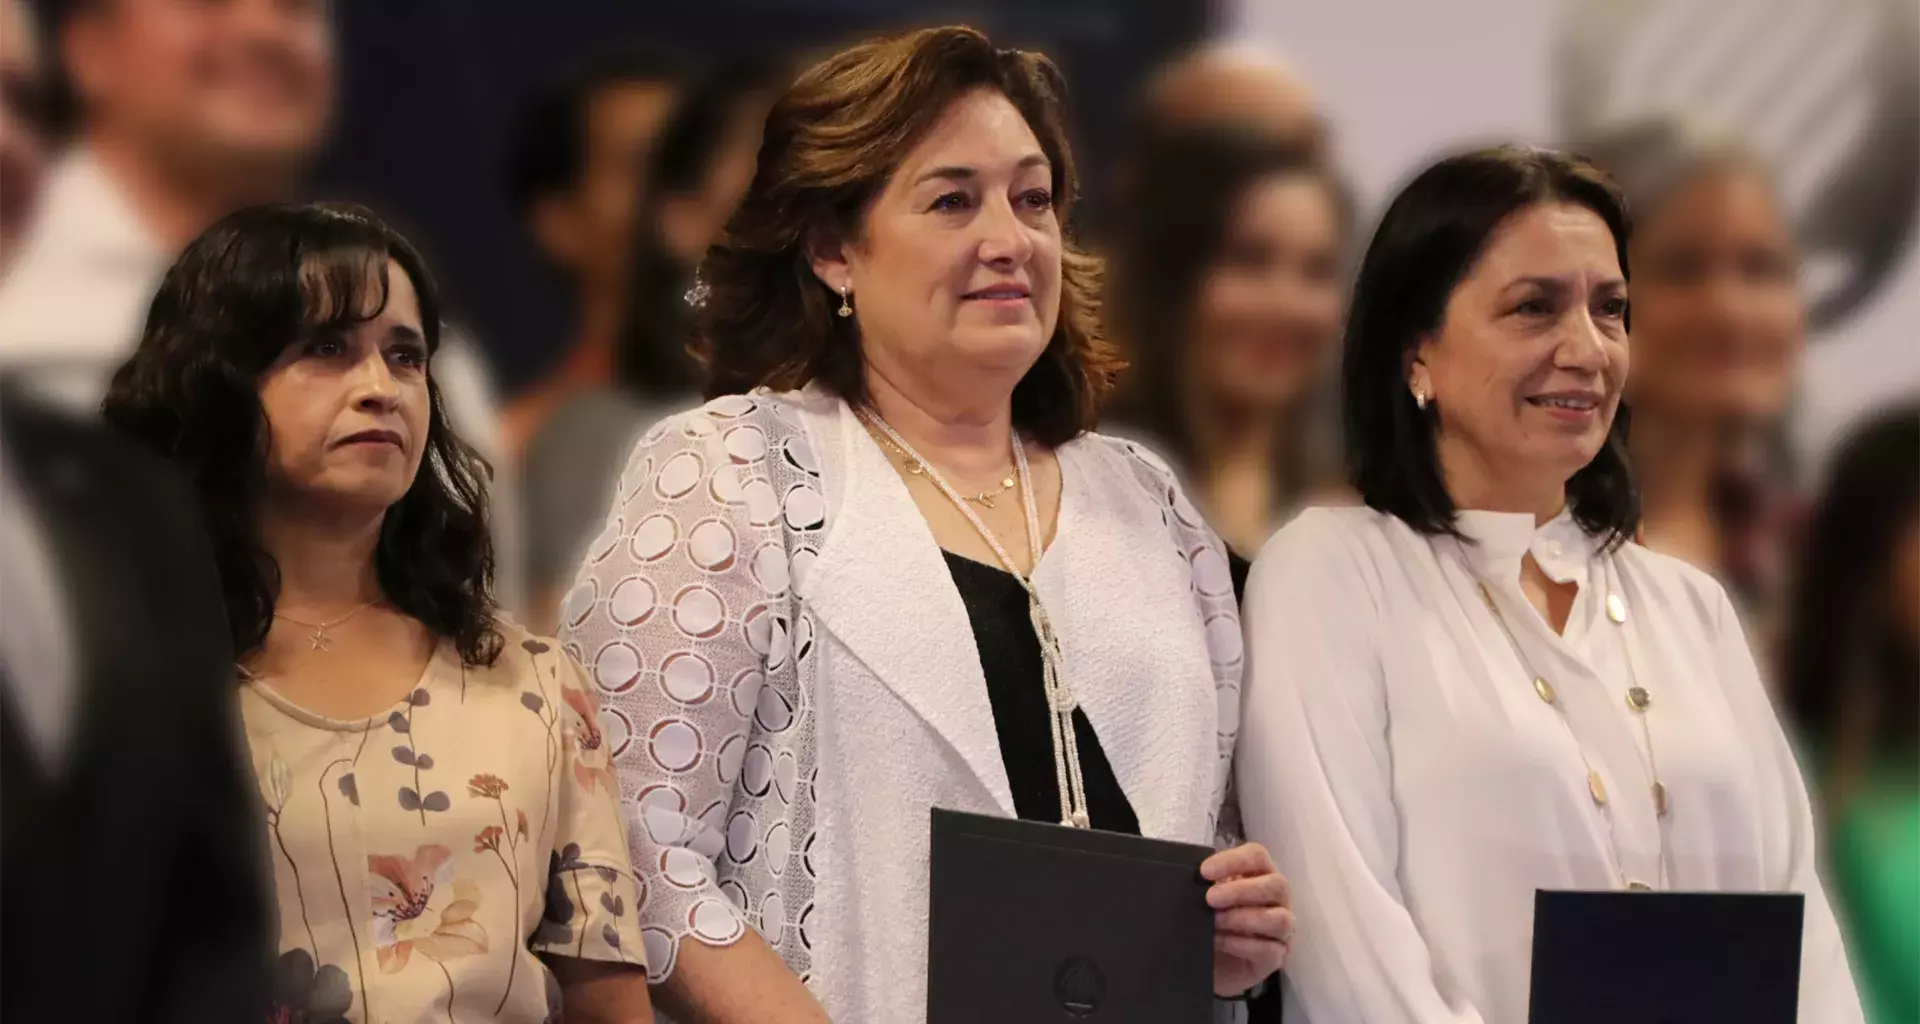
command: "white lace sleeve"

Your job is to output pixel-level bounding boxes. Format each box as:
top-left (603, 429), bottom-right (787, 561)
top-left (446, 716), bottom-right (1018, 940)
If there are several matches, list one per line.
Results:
top-left (556, 397), bottom-right (809, 982)
top-left (1112, 439), bottom-right (1246, 846)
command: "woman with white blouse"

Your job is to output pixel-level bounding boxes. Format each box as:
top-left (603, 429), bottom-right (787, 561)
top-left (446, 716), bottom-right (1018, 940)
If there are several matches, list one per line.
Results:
top-left (558, 26), bottom-right (1291, 1023)
top-left (1236, 146), bottom-right (1862, 1024)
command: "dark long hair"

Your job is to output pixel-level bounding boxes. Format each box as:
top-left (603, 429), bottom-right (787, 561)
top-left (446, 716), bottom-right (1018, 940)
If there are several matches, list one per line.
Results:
top-left (1342, 145), bottom-right (1640, 545)
top-left (103, 202), bottom-right (502, 667)
top-left (1105, 124), bottom-right (1350, 498)
top-left (1780, 403), bottom-right (1920, 805)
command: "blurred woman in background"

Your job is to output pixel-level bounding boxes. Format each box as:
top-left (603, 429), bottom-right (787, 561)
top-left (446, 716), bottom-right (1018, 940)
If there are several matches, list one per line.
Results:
top-left (104, 203), bottom-right (654, 1024)
top-left (1106, 127), bottom-right (1349, 571)
top-left (1780, 403), bottom-right (1920, 1024)
top-left (1581, 119), bottom-right (1804, 619)
top-left (521, 60), bottom-right (781, 632)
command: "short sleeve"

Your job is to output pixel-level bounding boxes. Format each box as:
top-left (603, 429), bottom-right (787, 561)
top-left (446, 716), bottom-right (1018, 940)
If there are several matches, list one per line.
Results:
top-left (530, 648), bottom-right (649, 967)
top-left (556, 398), bottom-right (808, 983)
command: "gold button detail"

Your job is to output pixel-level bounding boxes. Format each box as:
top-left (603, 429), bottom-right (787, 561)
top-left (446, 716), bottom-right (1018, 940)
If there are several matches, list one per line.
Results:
top-left (1652, 782), bottom-right (1670, 817)
top-left (1606, 593), bottom-right (1628, 623)
top-left (1477, 583), bottom-right (1496, 609)
top-left (1626, 880), bottom-right (1654, 892)
top-left (1533, 677), bottom-right (1557, 705)
top-left (1588, 770), bottom-right (1609, 806)
top-left (1626, 686), bottom-right (1651, 711)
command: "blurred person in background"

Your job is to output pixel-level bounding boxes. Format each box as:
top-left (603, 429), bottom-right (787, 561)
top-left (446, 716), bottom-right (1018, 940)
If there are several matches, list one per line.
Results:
top-left (0, 0), bottom-right (332, 406)
top-left (1105, 126), bottom-right (1350, 579)
top-left (1580, 119), bottom-right (1805, 621)
top-left (501, 46), bottom-right (687, 461)
top-left (0, 0), bottom-right (48, 269)
top-left (1137, 40), bottom-right (1324, 153)
top-left (0, 0), bottom-right (524, 609)
top-left (1779, 402), bottom-right (1920, 1024)
top-left (102, 202), bottom-right (655, 1024)
top-left (2, 386), bottom-right (272, 1023)
top-left (519, 60), bottom-right (779, 633)
top-left (561, 26), bottom-right (1290, 1022)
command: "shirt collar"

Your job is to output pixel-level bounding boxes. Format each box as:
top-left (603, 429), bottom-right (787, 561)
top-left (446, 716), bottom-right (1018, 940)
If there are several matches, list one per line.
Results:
top-left (29, 147), bottom-right (167, 270)
top-left (1453, 506), bottom-right (1603, 586)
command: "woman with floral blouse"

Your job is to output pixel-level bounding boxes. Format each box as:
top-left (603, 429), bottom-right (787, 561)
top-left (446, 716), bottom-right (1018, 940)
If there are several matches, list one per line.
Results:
top-left (103, 202), bottom-right (654, 1024)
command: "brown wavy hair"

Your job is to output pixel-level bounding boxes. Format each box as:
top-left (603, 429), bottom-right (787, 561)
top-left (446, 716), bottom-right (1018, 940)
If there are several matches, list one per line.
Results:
top-left (695, 25), bottom-right (1119, 446)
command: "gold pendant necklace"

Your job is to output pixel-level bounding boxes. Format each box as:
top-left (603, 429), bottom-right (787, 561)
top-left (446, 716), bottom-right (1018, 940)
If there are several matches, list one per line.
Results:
top-left (874, 435), bottom-right (1017, 507)
top-left (274, 600), bottom-right (377, 653)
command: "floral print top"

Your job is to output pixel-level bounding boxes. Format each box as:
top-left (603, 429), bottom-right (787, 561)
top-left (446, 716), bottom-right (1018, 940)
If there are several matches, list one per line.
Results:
top-left (240, 619), bottom-right (646, 1024)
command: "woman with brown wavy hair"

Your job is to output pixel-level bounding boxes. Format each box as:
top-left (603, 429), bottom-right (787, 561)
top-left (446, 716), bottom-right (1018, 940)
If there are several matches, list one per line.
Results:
top-left (558, 25), bottom-right (1291, 1023)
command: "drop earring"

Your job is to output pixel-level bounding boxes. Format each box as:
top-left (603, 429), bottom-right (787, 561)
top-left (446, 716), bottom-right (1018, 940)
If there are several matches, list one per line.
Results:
top-left (1413, 383), bottom-right (1430, 410)
top-left (838, 283), bottom-right (853, 318)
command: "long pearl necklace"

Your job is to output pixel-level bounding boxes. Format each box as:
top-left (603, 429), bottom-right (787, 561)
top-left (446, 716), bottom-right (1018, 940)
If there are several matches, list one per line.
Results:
top-left (1477, 556), bottom-right (1669, 891)
top-left (861, 409), bottom-right (1093, 829)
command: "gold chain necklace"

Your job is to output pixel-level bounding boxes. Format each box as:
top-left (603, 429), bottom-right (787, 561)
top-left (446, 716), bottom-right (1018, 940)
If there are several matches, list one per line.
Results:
top-left (273, 600), bottom-right (377, 653)
top-left (862, 409), bottom-right (1092, 829)
top-left (872, 433), bottom-right (1018, 508)
top-left (1476, 558), bottom-right (1668, 891)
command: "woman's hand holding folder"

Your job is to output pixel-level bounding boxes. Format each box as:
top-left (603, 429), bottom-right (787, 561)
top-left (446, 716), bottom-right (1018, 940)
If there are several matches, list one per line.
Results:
top-left (1203, 843), bottom-right (1294, 996)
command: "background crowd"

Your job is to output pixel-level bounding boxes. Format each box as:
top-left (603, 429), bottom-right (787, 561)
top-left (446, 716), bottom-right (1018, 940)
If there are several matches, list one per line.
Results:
top-left (0, 0), bottom-right (1913, 1021)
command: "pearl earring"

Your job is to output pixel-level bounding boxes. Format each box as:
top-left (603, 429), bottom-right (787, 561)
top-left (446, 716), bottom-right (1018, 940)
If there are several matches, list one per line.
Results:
top-left (1413, 383), bottom-right (1430, 410)
top-left (837, 284), bottom-right (853, 318)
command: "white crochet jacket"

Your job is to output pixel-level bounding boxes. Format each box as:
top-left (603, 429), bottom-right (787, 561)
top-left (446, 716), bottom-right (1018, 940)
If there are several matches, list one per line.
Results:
top-left (558, 385), bottom-right (1243, 1021)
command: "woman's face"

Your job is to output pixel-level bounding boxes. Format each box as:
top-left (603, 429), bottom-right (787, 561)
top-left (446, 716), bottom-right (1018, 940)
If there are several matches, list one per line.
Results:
top-left (1626, 167), bottom-right (1802, 425)
top-left (256, 258), bottom-right (431, 516)
top-left (820, 87), bottom-right (1063, 398)
top-left (1191, 173), bottom-right (1344, 412)
top-left (1413, 202), bottom-right (1630, 499)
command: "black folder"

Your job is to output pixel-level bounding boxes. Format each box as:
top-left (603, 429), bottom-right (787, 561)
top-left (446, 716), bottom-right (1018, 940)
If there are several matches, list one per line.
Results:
top-left (1528, 889), bottom-right (1805, 1024)
top-left (927, 808), bottom-right (1216, 1022)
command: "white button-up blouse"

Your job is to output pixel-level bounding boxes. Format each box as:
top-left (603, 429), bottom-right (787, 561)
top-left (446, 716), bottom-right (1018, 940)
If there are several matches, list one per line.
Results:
top-left (1237, 506), bottom-right (1862, 1024)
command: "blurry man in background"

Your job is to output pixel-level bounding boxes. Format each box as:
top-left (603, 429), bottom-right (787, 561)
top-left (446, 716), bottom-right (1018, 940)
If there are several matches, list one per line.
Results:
top-left (0, 0), bottom-right (522, 608)
top-left (2, 382), bottom-right (272, 1023)
top-left (501, 48), bottom-right (684, 460)
top-left (0, 0), bottom-right (331, 407)
top-left (1139, 41), bottom-right (1325, 152)
top-left (0, 0), bottom-right (48, 270)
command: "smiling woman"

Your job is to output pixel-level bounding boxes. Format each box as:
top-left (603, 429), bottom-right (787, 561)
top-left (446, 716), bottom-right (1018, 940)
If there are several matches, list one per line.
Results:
top-left (559, 25), bottom-right (1292, 1024)
top-left (1235, 147), bottom-right (1863, 1024)
top-left (102, 202), bottom-right (656, 1024)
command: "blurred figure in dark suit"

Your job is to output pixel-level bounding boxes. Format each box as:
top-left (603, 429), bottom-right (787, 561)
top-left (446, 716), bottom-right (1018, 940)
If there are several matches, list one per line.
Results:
top-left (0, 384), bottom-right (272, 1024)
